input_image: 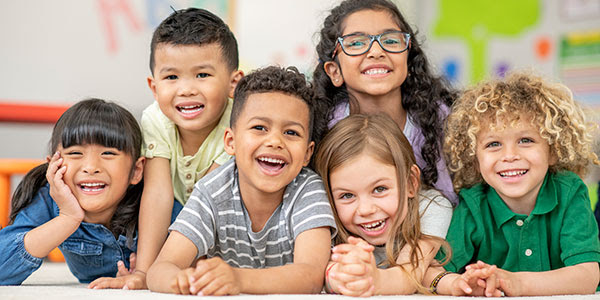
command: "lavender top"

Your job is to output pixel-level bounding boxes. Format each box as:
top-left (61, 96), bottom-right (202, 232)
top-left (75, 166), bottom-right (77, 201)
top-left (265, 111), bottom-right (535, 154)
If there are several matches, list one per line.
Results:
top-left (328, 101), bottom-right (458, 205)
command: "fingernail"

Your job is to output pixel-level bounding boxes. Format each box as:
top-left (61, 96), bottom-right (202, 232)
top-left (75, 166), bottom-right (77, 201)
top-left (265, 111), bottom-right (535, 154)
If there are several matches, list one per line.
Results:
top-left (189, 276), bottom-right (195, 282)
top-left (190, 286), bottom-right (196, 293)
top-left (123, 285), bottom-right (129, 290)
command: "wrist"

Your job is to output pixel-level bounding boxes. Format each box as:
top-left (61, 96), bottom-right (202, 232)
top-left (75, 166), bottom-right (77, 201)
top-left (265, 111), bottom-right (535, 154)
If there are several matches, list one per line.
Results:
top-left (430, 270), bottom-right (454, 295)
top-left (57, 212), bottom-right (83, 226)
top-left (325, 262), bottom-right (338, 294)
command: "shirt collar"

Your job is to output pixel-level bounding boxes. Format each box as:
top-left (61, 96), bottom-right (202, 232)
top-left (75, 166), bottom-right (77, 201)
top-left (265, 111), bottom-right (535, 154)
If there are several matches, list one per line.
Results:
top-left (488, 172), bottom-right (557, 228)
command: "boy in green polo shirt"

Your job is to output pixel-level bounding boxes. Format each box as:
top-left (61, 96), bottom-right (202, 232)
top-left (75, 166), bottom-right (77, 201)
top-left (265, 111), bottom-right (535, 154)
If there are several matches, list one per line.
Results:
top-left (425, 72), bottom-right (600, 296)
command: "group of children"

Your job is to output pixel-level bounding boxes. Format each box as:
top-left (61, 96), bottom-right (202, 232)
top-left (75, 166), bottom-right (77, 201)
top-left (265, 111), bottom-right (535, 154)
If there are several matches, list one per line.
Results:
top-left (1, 0), bottom-right (599, 297)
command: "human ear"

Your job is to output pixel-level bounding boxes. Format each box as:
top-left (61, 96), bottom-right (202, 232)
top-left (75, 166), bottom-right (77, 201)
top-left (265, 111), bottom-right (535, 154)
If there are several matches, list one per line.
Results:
top-left (228, 70), bottom-right (244, 99)
top-left (324, 61), bottom-right (344, 87)
top-left (147, 76), bottom-right (158, 101)
top-left (303, 141), bottom-right (315, 167)
top-left (224, 127), bottom-right (236, 156)
top-left (129, 157), bottom-right (145, 185)
top-left (406, 164), bottom-right (421, 198)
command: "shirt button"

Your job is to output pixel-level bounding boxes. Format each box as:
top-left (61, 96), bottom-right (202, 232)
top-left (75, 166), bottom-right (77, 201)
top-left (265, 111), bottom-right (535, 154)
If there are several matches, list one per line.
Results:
top-left (525, 249), bottom-right (532, 256)
top-left (185, 161), bottom-right (191, 167)
top-left (148, 144), bottom-right (155, 150)
top-left (187, 188), bottom-right (193, 193)
top-left (516, 220), bottom-right (524, 226)
top-left (186, 173), bottom-right (192, 180)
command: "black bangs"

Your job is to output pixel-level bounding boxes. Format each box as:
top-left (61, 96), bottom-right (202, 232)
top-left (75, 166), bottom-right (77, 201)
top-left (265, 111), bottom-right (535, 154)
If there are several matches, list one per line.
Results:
top-left (53, 99), bottom-right (141, 159)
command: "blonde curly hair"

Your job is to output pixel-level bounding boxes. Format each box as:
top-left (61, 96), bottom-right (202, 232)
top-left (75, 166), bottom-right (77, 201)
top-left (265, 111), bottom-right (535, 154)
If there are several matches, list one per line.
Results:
top-left (445, 71), bottom-right (599, 191)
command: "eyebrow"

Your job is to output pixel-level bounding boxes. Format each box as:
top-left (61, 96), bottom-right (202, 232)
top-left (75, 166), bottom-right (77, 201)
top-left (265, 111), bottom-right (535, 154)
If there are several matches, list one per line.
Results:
top-left (158, 64), bottom-right (216, 74)
top-left (343, 28), bottom-right (400, 36)
top-left (250, 116), bottom-right (306, 131)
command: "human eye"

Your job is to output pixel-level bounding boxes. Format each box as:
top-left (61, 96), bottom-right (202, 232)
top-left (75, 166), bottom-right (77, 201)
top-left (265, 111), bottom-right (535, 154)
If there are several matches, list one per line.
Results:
top-left (284, 129), bottom-right (299, 136)
top-left (197, 73), bottom-right (210, 78)
top-left (485, 141), bottom-right (501, 148)
top-left (101, 149), bottom-right (118, 156)
top-left (339, 192), bottom-right (355, 200)
top-left (343, 34), bottom-right (369, 49)
top-left (252, 125), bottom-right (266, 131)
top-left (164, 74), bottom-right (178, 80)
top-left (519, 137), bottom-right (534, 144)
top-left (373, 186), bottom-right (388, 193)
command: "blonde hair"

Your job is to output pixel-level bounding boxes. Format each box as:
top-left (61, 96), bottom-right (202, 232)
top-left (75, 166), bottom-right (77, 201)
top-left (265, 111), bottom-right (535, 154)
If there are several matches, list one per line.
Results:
top-left (315, 114), bottom-right (448, 292)
top-left (445, 71), bottom-right (599, 191)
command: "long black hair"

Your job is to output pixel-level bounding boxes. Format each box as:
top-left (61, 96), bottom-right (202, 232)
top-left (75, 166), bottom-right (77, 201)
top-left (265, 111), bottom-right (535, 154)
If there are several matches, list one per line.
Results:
top-left (312, 0), bottom-right (457, 187)
top-left (10, 98), bottom-right (143, 246)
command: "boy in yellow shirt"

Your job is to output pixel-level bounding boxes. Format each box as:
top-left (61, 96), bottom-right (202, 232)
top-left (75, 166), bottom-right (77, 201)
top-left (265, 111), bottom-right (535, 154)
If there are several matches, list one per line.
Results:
top-left (89, 7), bottom-right (243, 289)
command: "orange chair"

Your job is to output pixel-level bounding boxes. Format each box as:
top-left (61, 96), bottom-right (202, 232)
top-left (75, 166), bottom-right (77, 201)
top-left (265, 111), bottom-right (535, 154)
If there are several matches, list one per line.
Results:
top-left (0, 158), bottom-right (65, 262)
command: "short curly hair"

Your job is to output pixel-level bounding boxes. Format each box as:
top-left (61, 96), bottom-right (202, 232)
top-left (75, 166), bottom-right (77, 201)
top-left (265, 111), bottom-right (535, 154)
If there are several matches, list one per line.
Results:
top-left (445, 71), bottom-right (599, 191)
top-left (231, 66), bottom-right (315, 140)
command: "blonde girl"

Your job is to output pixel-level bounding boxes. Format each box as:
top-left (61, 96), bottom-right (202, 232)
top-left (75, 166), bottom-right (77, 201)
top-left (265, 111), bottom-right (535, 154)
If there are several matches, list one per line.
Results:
top-left (314, 114), bottom-right (452, 295)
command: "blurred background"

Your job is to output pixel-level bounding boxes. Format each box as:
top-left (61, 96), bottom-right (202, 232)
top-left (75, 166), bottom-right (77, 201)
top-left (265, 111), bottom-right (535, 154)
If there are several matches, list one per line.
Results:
top-left (0, 0), bottom-right (599, 186)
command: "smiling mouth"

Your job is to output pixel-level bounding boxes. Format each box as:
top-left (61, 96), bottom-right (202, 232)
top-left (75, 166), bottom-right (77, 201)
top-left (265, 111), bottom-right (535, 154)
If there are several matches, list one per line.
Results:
top-left (362, 68), bottom-right (390, 75)
top-left (499, 170), bottom-right (528, 177)
top-left (79, 182), bottom-right (106, 192)
top-left (359, 219), bottom-right (387, 231)
top-left (257, 157), bottom-right (286, 172)
top-left (176, 104), bottom-right (204, 114)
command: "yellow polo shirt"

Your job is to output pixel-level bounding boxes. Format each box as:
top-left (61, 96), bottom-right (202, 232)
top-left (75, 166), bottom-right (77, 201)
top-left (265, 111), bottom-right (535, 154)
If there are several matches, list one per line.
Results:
top-left (141, 99), bottom-right (233, 205)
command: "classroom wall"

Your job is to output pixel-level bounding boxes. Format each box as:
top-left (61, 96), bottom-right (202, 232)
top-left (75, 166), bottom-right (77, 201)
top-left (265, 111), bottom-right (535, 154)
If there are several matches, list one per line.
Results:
top-left (1, 0), bottom-right (598, 161)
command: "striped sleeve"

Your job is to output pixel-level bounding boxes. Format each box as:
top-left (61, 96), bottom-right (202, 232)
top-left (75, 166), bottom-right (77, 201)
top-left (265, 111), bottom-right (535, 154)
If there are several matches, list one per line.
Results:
top-left (169, 187), bottom-right (216, 259)
top-left (290, 174), bottom-right (337, 239)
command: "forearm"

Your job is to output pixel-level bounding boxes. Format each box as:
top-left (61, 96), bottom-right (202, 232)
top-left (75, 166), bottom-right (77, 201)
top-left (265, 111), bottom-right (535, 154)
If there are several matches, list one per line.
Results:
top-left (24, 215), bottom-right (80, 258)
top-left (236, 262), bottom-right (325, 294)
top-left (376, 266), bottom-right (421, 294)
top-left (376, 238), bottom-right (440, 295)
top-left (514, 262), bottom-right (599, 296)
top-left (146, 261), bottom-right (182, 293)
top-left (136, 198), bottom-right (173, 272)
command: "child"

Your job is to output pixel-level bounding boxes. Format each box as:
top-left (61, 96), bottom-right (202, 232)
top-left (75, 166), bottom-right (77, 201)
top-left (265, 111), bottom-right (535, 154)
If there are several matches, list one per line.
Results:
top-left (312, 0), bottom-right (458, 206)
top-left (429, 72), bottom-right (600, 296)
top-left (314, 114), bottom-right (453, 296)
top-left (94, 8), bottom-right (244, 290)
top-left (0, 99), bottom-right (144, 285)
top-left (146, 66), bottom-right (337, 295)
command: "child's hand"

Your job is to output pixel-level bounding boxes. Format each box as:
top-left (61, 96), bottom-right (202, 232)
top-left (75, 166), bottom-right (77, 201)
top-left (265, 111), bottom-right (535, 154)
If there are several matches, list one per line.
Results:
top-left (188, 257), bottom-right (241, 296)
top-left (492, 267), bottom-right (522, 296)
top-left (329, 238), bottom-right (377, 296)
top-left (116, 253), bottom-right (137, 277)
top-left (87, 271), bottom-right (146, 290)
top-left (170, 267), bottom-right (198, 295)
top-left (450, 261), bottom-right (502, 297)
top-left (46, 152), bottom-right (84, 223)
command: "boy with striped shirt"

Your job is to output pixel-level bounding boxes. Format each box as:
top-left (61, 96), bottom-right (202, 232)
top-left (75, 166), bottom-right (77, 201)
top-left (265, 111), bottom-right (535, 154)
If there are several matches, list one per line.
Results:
top-left (147, 66), bottom-right (337, 295)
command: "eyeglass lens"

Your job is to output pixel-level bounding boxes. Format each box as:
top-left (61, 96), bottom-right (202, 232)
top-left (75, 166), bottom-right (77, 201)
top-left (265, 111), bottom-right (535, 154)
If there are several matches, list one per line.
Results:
top-left (341, 32), bottom-right (408, 55)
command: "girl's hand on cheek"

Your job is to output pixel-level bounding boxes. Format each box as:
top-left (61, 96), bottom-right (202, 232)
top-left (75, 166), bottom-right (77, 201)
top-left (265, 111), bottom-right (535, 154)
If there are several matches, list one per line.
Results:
top-left (46, 152), bottom-right (84, 223)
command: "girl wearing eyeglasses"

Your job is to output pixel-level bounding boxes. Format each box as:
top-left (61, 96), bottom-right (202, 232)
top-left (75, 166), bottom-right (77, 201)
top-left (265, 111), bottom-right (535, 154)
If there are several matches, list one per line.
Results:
top-left (312, 0), bottom-right (458, 295)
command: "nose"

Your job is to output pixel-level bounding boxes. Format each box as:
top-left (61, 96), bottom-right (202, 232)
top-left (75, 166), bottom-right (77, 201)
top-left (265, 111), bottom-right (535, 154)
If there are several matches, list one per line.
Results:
top-left (265, 132), bottom-right (284, 149)
top-left (502, 144), bottom-right (520, 162)
top-left (178, 79), bottom-right (199, 97)
top-left (356, 197), bottom-right (377, 216)
top-left (82, 155), bottom-right (101, 174)
top-left (367, 39), bottom-right (386, 58)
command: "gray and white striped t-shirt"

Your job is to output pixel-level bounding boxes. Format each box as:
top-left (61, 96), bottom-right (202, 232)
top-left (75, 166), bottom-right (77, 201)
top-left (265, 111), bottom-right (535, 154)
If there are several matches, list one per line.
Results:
top-left (169, 159), bottom-right (337, 268)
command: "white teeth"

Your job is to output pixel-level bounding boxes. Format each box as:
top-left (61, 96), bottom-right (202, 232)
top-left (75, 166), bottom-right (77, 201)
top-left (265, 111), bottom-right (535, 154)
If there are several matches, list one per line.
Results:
top-left (361, 219), bottom-right (385, 231)
top-left (363, 68), bottom-right (389, 75)
top-left (80, 183), bottom-right (104, 187)
top-left (177, 105), bottom-right (203, 114)
top-left (258, 157), bottom-right (285, 164)
top-left (80, 182), bottom-right (105, 191)
top-left (499, 170), bottom-right (527, 177)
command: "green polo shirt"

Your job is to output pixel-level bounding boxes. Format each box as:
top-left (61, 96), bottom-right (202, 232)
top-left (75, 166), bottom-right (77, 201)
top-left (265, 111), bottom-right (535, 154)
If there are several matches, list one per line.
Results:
top-left (439, 171), bottom-right (600, 273)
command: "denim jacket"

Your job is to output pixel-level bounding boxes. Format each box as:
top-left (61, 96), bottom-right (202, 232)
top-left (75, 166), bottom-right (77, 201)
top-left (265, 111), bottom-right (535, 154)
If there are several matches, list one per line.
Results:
top-left (0, 184), bottom-right (137, 285)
